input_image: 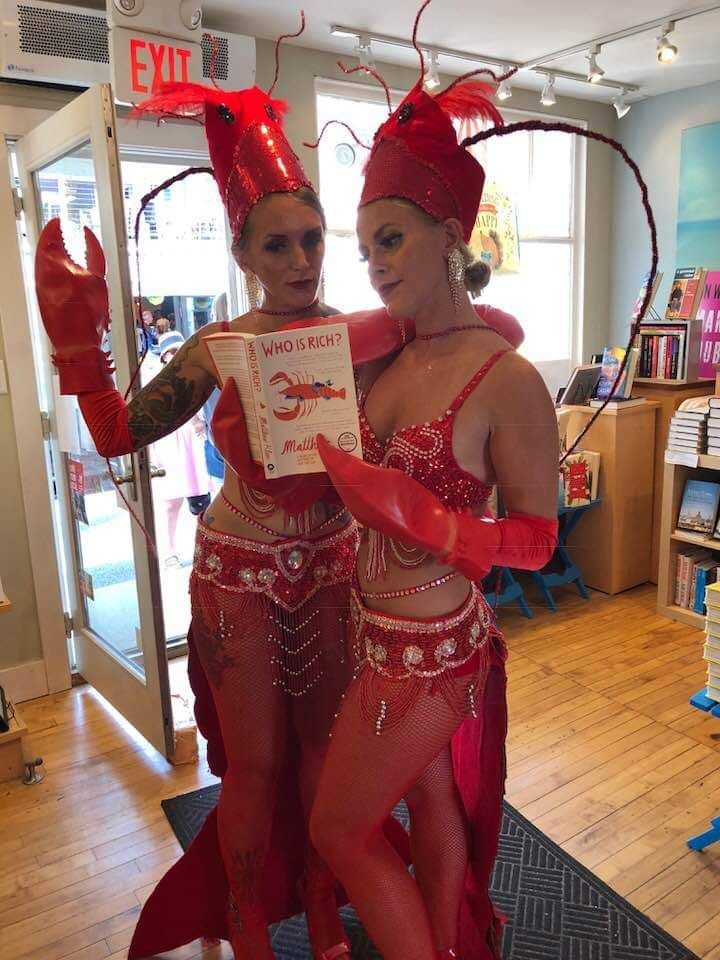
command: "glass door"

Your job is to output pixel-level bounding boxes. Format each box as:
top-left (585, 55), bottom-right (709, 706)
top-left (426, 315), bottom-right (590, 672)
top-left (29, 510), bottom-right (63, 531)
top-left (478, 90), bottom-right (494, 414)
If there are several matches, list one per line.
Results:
top-left (14, 85), bottom-right (174, 757)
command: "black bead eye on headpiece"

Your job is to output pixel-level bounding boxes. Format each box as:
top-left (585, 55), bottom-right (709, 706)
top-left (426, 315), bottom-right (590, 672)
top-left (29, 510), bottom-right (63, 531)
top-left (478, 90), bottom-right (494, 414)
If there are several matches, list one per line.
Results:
top-left (397, 102), bottom-right (413, 124)
top-left (265, 103), bottom-right (278, 121)
top-left (216, 104), bottom-right (235, 124)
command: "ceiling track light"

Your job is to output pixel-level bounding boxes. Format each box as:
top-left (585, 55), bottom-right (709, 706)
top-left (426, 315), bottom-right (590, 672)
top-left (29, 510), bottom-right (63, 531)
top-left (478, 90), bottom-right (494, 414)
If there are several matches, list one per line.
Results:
top-left (657, 21), bottom-right (678, 63)
top-left (586, 43), bottom-right (605, 83)
top-left (424, 50), bottom-right (441, 90)
top-left (496, 66), bottom-right (513, 101)
top-left (540, 73), bottom-right (556, 107)
top-left (612, 87), bottom-right (631, 118)
top-left (355, 36), bottom-right (376, 71)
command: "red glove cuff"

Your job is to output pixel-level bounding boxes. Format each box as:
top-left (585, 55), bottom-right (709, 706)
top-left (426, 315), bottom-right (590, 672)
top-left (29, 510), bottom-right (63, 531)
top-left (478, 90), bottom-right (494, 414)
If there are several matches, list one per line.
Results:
top-left (54, 347), bottom-right (115, 395)
top-left (446, 510), bottom-right (558, 580)
top-left (78, 390), bottom-right (133, 458)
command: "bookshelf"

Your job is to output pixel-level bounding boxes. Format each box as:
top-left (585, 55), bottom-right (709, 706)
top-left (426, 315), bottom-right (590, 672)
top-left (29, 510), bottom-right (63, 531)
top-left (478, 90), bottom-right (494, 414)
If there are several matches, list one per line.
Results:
top-left (635, 317), bottom-right (704, 385)
top-left (632, 379), bottom-right (715, 582)
top-left (657, 455), bottom-right (720, 630)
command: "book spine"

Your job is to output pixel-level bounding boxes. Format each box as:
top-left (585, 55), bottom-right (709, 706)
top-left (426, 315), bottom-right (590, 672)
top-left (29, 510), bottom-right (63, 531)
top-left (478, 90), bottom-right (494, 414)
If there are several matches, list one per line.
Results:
top-left (661, 336), bottom-right (669, 379)
top-left (690, 563), bottom-right (698, 610)
top-left (675, 553), bottom-right (684, 606)
top-left (246, 339), bottom-right (275, 472)
top-left (670, 337), bottom-right (679, 380)
top-left (695, 569), bottom-right (708, 615)
top-left (651, 336), bottom-right (658, 378)
top-left (680, 553), bottom-right (690, 607)
top-left (640, 335), bottom-right (649, 377)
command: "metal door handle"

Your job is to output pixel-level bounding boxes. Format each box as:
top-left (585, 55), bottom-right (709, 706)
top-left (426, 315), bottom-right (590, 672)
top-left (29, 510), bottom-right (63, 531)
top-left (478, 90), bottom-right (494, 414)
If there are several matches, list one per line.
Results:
top-left (150, 465), bottom-right (166, 479)
top-left (114, 470), bottom-right (135, 485)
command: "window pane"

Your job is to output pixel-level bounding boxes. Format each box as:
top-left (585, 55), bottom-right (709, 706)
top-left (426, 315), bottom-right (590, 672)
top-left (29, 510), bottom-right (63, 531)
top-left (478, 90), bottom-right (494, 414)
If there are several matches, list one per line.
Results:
top-left (324, 232), bottom-right (381, 313)
top-left (316, 94), bottom-right (392, 232)
top-left (527, 131), bottom-right (573, 238)
top-left (479, 129), bottom-right (531, 237)
top-left (489, 242), bottom-right (573, 364)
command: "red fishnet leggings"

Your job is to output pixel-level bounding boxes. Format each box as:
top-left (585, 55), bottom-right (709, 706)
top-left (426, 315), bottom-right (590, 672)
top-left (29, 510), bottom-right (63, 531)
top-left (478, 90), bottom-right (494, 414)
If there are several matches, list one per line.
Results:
top-left (191, 577), bottom-right (352, 958)
top-left (310, 665), bottom-right (477, 960)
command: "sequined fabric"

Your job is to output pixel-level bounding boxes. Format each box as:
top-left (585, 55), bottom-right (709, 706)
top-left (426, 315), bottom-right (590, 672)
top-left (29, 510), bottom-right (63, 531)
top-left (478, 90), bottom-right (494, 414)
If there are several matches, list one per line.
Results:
top-left (350, 584), bottom-right (493, 681)
top-left (191, 518), bottom-right (359, 612)
top-left (359, 349), bottom-right (510, 511)
top-left (225, 119), bottom-right (312, 244)
top-left (349, 583), bottom-right (502, 733)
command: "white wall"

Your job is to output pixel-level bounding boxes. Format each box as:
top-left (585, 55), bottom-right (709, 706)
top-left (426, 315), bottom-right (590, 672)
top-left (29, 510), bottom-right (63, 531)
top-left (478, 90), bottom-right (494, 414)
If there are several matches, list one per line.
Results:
top-left (610, 79), bottom-right (720, 346)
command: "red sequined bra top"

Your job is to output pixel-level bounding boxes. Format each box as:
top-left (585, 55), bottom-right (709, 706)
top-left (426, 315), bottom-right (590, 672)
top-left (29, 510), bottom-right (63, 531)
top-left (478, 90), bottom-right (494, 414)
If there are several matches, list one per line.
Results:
top-left (359, 348), bottom-right (511, 511)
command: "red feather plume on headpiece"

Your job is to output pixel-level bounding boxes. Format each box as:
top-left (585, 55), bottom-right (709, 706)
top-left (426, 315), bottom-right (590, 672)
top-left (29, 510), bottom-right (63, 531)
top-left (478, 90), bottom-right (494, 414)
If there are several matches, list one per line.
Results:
top-left (129, 81), bottom-right (289, 125)
top-left (434, 79), bottom-right (505, 129)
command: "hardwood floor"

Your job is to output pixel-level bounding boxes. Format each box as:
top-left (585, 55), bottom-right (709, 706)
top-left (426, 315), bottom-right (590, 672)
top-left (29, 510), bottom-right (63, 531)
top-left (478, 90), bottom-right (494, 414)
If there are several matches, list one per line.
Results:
top-left (1, 584), bottom-right (719, 959)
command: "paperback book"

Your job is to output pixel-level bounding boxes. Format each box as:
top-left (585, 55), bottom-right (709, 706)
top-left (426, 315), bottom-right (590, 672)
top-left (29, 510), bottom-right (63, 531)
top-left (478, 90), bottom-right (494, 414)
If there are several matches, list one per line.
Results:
top-left (203, 323), bottom-right (361, 478)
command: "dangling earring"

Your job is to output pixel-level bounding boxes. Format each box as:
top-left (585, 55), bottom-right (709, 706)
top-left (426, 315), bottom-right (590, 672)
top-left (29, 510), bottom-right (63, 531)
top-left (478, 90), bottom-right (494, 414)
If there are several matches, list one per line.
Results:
top-left (447, 248), bottom-right (466, 311)
top-left (244, 270), bottom-right (263, 310)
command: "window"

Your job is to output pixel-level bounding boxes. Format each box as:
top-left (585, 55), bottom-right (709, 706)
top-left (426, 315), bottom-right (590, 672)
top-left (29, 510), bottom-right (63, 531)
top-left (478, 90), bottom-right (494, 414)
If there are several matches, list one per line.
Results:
top-left (315, 81), bottom-right (583, 387)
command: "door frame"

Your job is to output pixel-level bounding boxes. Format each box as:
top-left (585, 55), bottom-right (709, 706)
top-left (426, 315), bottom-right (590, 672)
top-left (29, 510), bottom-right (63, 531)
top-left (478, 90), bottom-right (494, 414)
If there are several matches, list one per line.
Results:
top-left (0, 103), bottom-right (70, 699)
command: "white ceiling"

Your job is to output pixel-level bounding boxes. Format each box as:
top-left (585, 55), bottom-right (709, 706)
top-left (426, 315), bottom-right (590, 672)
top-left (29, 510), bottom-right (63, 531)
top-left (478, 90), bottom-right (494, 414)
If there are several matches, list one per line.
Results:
top-left (201, 0), bottom-right (720, 104)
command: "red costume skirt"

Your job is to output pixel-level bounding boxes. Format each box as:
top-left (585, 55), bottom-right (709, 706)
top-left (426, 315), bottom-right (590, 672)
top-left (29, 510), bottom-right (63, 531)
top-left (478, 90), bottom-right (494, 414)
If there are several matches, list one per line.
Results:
top-left (350, 584), bottom-right (509, 959)
top-left (128, 518), bottom-right (408, 959)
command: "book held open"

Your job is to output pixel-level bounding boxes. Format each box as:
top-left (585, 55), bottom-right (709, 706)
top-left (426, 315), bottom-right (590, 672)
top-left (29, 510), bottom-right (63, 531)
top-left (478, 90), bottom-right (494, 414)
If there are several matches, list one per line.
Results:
top-left (204, 323), bottom-right (362, 478)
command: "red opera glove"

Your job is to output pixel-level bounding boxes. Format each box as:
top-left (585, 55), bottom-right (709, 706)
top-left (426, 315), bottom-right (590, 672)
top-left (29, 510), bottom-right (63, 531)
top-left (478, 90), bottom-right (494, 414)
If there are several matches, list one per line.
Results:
top-left (317, 435), bottom-right (557, 581)
top-left (477, 305), bottom-right (524, 349)
top-left (282, 308), bottom-right (412, 365)
top-left (212, 378), bottom-right (329, 513)
top-left (282, 305), bottom-right (523, 358)
top-left (35, 218), bottom-right (115, 395)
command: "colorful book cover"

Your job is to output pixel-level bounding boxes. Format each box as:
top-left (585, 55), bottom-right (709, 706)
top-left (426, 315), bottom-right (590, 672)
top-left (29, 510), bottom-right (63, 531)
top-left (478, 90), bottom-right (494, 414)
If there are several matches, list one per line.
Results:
top-left (697, 271), bottom-right (720, 378)
top-left (666, 266), bottom-right (705, 320)
top-left (678, 479), bottom-right (720, 535)
top-left (469, 182), bottom-right (520, 275)
top-left (632, 270), bottom-right (663, 320)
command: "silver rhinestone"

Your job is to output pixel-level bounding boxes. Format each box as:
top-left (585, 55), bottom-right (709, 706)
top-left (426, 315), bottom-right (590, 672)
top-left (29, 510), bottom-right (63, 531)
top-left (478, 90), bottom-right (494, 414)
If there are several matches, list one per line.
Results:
top-left (470, 621), bottom-right (481, 641)
top-left (258, 568), bottom-right (275, 585)
top-left (287, 548), bottom-right (305, 571)
top-left (240, 568), bottom-right (255, 585)
top-left (314, 565), bottom-right (328, 581)
top-left (435, 637), bottom-right (458, 662)
top-left (402, 645), bottom-right (424, 668)
top-left (206, 553), bottom-right (222, 572)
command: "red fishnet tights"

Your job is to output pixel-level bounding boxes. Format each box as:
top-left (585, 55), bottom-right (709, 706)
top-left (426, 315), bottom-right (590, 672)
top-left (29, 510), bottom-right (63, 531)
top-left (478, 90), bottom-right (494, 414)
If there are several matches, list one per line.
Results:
top-left (192, 580), bottom-right (352, 958)
top-left (310, 667), bottom-right (478, 960)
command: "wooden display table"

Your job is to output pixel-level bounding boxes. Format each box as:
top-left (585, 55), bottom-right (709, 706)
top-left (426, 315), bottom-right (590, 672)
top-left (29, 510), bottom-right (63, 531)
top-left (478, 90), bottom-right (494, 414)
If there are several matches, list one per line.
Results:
top-left (559, 401), bottom-right (658, 594)
top-left (633, 379), bottom-right (714, 582)
top-left (0, 706), bottom-right (27, 782)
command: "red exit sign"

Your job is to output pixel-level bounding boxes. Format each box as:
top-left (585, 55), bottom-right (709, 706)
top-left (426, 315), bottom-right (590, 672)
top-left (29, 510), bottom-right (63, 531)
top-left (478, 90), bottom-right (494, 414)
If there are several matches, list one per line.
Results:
top-left (111, 26), bottom-right (201, 105)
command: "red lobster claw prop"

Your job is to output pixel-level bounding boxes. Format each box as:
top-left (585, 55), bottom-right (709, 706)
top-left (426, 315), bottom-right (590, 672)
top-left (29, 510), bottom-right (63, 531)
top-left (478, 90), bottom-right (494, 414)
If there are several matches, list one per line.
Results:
top-left (316, 434), bottom-right (557, 582)
top-left (35, 217), bottom-right (115, 395)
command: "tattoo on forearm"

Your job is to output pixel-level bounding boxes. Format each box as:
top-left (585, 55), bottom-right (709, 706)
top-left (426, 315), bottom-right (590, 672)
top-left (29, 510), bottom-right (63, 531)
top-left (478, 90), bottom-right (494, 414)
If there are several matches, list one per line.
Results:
top-left (128, 333), bottom-right (214, 446)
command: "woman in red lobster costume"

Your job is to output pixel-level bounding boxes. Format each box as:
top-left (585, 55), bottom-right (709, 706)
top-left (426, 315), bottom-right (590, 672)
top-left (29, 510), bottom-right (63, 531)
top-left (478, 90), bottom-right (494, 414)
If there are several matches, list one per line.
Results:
top-left (290, 11), bottom-right (561, 960)
top-left (33, 59), bottom-right (409, 957)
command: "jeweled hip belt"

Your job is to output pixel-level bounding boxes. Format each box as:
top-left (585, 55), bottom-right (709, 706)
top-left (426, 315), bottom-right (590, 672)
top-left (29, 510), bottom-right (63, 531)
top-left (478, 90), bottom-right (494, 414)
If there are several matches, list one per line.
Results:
top-left (191, 518), bottom-right (360, 612)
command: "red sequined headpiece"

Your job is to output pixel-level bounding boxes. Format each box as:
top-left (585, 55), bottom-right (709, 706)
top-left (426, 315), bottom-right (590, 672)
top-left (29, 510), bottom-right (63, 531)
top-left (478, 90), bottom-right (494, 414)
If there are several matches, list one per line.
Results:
top-left (360, 79), bottom-right (504, 241)
top-left (132, 83), bottom-right (312, 244)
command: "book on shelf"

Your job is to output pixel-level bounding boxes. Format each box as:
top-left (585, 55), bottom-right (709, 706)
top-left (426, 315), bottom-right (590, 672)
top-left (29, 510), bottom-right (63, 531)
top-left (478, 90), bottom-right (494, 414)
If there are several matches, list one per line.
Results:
top-left (693, 559), bottom-right (719, 613)
top-left (559, 453), bottom-right (595, 507)
top-left (697, 271), bottom-right (720, 378)
top-left (678, 396), bottom-right (711, 417)
top-left (707, 681), bottom-right (720, 702)
top-left (637, 326), bottom-right (685, 379)
top-left (203, 323), bottom-right (361, 478)
top-left (709, 397), bottom-right (720, 410)
top-left (632, 269), bottom-right (664, 320)
top-left (665, 266), bottom-right (707, 320)
top-left (675, 548), bottom-right (713, 608)
top-left (669, 420), bottom-right (707, 435)
top-left (594, 346), bottom-right (639, 400)
top-left (705, 642), bottom-right (720, 666)
top-left (677, 479), bottom-right (720, 536)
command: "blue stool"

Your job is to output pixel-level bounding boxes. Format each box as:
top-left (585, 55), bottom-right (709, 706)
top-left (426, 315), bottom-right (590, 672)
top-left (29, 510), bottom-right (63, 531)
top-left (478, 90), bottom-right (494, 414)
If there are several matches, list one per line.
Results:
top-left (530, 500), bottom-right (601, 612)
top-left (686, 689), bottom-right (720, 852)
top-left (483, 566), bottom-right (533, 619)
